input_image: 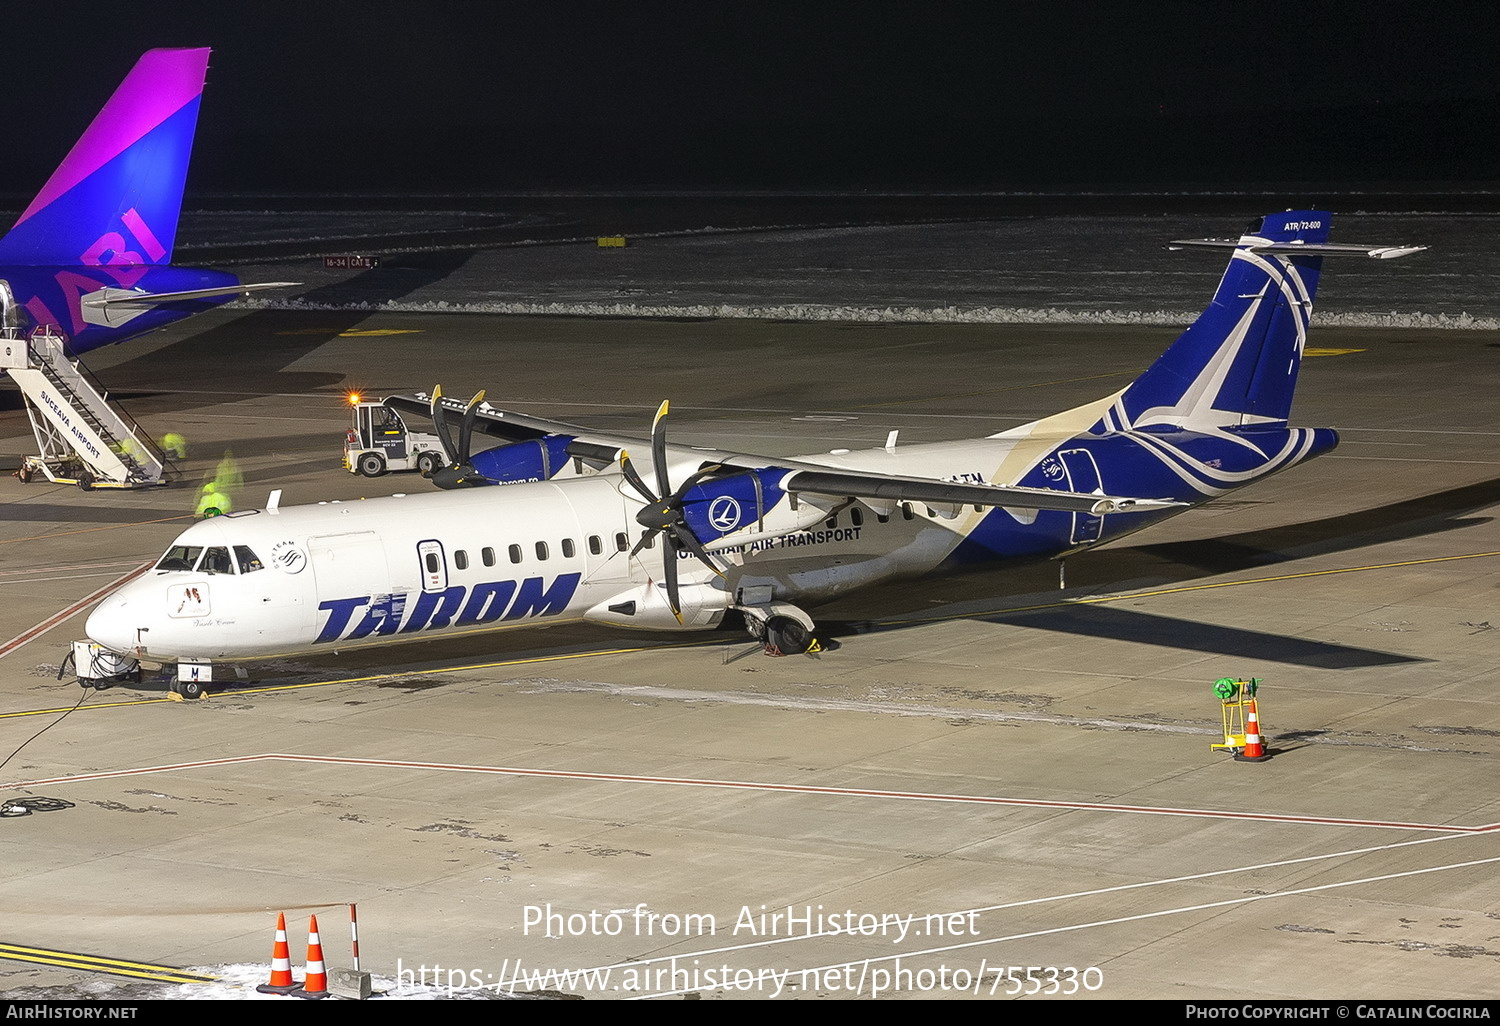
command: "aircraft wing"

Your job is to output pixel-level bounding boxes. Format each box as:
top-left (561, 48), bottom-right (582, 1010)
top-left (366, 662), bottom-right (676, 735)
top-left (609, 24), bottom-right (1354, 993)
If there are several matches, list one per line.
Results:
top-left (385, 392), bottom-right (1182, 513)
top-left (768, 466), bottom-right (1183, 515)
top-left (385, 392), bottom-right (600, 443)
top-left (383, 392), bottom-right (634, 465)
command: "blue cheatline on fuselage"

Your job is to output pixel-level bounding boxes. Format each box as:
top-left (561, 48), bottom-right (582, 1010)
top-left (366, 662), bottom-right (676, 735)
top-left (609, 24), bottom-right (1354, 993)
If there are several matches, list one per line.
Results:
top-left (947, 426), bottom-right (1338, 566)
top-left (315, 573), bottom-right (584, 644)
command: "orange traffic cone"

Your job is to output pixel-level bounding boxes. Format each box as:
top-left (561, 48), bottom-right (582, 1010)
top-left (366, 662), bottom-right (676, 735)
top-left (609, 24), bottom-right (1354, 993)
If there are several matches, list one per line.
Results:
top-left (255, 912), bottom-right (298, 994)
top-left (1235, 699), bottom-right (1271, 762)
top-left (292, 915), bottom-right (331, 999)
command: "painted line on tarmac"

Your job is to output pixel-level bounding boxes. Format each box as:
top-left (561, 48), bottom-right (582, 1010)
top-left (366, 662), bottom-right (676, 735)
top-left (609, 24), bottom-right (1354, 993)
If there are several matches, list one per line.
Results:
top-left (0, 514), bottom-right (192, 545)
top-left (0, 561), bottom-right (151, 661)
top-left (0, 941), bottom-right (217, 983)
top-left (0, 642), bottom-right (711, 719)
top-left (637, 850), bottom-right (1500, 999)
top-left (0, 560), bottom-right (143, 578)
top-left (589, 829), bottom-right (1496, 980)
top-left (7, 752), bottom-right (1497, 834)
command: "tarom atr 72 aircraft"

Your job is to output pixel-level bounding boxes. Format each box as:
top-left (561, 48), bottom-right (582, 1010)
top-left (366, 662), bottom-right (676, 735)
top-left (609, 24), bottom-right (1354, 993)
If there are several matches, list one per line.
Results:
top-left (0, 47), bottom-right (288, 354)
top-left (80, 210), bottom-right (1424, 695)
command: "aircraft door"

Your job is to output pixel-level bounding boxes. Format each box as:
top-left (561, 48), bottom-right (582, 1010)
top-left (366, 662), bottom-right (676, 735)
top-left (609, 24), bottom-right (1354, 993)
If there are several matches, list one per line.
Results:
top-left (416, 539), bottom-right (447, 591)
top-left (309, 531), bottom-right (391, 597)
top-left (1058, 448), bottom-right (1104, 545)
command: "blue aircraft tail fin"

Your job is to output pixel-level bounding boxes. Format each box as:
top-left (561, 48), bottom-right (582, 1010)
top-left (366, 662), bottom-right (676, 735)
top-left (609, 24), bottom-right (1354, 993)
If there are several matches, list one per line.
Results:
top-left (1103, 211), bottom-right (1334, 432)
top-left (0, 48), bottom-right (210, 268)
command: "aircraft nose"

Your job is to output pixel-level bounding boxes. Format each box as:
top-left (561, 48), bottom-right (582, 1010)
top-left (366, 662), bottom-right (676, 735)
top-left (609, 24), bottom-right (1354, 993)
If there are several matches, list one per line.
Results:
top-left (86, 594), bottom-right (136, 655)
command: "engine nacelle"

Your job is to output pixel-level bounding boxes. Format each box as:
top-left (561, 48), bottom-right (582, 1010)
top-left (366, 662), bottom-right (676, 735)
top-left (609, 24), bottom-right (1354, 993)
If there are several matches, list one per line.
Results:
top-left (468, 435), bottom-right (576, 485)
top-left (583, 580), bottom-right (728, 631)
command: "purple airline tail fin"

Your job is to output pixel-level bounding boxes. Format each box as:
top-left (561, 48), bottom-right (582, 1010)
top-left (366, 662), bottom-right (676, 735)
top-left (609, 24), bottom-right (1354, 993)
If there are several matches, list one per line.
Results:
top-left (0, 47), bottom-right (210, 267)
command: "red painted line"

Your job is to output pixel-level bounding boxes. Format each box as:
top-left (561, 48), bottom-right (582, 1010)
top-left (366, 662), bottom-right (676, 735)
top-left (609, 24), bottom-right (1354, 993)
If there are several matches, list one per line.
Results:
top-left (0, 560), bottom-right (143, 579)
top-left (1, 754), bottom-right (272, 789)
top-left (0, 561), bottom-right (151, 660)
top-left (9, 751), bottom-right (1494, 834)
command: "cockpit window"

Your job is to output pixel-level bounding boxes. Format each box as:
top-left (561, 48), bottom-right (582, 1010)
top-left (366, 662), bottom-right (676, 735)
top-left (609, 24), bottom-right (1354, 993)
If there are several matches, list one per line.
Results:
top-left (155, 545), bottom-right (203, 571)
top-left (234, 545), bottom-right (264, 574)
top-left (200, 547), bottom-right (234, 575)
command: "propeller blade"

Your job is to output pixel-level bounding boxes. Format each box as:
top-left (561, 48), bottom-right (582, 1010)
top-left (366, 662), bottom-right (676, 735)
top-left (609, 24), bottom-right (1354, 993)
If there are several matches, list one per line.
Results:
top-left (660, 534), bottom-right (683, 624)
top-left (619, 450), bottom-right (658, 504)
top-left (668, 524), bottom-right (727, 578)
top-left (458, 390), bottom-right (486, 463)
top-left (650, 400), bottom-right (672, 500)
top-left (429, 385), bottom-right (459, 466)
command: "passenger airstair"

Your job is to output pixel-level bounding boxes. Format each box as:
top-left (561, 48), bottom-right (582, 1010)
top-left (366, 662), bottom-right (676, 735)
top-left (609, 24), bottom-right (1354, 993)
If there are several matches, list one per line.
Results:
top-left (0, 283), bottom-right (177, 489)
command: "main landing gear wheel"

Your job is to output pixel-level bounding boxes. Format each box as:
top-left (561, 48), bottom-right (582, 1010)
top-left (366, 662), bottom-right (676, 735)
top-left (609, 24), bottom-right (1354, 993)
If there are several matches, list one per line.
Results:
top-left (356, 452), bottom-right (386, 477)
top-left (764, 615), bottom-right (818, 656)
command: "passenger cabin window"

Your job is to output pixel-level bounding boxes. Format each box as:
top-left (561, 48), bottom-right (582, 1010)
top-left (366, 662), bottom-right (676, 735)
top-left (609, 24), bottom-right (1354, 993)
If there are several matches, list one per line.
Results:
top-left (615, 532), bottom-right (628, 553)
top-left (455, 550), bottom-right (469, 570)
top-left (536, 541), bottom-right (549, 560)
top-left (425, 553), bottom-right (440, 574)
top-left (200, 547), bottom-right (234, 574)
top-left (155, 545), bottom-right (203, 571)
top-left (561, 538), bottom-right (576, 558)
top-left (509, 544), bottom-right (522, 564)
top-left (588, 535), bottom-right (602, 556)
top-left (826, 516), bottom-right (837, 529)
top-left (234, 546), bottom-right (264, 574)
top-left (901, 504), bottom-right (915, 521)
top-left (851, 508), bottom-right (864, 527)
top-left (482, 547), bottom-right (496, 567)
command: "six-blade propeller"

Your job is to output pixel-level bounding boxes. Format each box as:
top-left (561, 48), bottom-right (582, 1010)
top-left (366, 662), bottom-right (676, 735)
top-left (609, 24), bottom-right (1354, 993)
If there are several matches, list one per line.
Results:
top-left (616, 401), bottom-right (728, 624)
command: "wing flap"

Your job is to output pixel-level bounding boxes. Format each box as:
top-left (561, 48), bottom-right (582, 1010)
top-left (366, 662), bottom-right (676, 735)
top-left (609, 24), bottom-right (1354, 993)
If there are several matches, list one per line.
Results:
top-left (779, 467), bottom-right (1183, 515)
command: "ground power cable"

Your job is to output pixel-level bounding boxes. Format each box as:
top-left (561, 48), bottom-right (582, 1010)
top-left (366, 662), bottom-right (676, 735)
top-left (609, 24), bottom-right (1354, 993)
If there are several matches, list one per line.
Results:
top-left (0, 668), bottom-right (91, 817)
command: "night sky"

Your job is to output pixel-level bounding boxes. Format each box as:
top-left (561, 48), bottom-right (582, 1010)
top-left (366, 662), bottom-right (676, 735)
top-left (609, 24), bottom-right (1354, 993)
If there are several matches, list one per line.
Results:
top-left (11, 3), bottom-right (1499, 195)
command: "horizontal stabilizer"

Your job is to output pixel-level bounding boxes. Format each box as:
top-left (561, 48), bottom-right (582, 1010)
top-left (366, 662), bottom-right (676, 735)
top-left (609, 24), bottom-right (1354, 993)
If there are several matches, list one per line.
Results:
top-left (81, 282), bottom-right (301, 327)
top-left (84, 282), bottom-right (300, 307)
top-left (1166, 239), bottom-right (1427, 259)
top-left (780, 467), bottom-right (1183, 515)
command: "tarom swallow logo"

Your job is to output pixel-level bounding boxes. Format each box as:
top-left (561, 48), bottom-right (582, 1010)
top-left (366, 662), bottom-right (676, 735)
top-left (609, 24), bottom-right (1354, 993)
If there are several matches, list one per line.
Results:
top-left (708, 496), bottom-right (742, 533)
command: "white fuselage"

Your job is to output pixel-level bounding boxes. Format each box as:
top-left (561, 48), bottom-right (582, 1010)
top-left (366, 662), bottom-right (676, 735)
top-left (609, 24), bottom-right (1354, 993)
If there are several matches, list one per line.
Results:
top-left (85, 438), bottom-right (1025, 664)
